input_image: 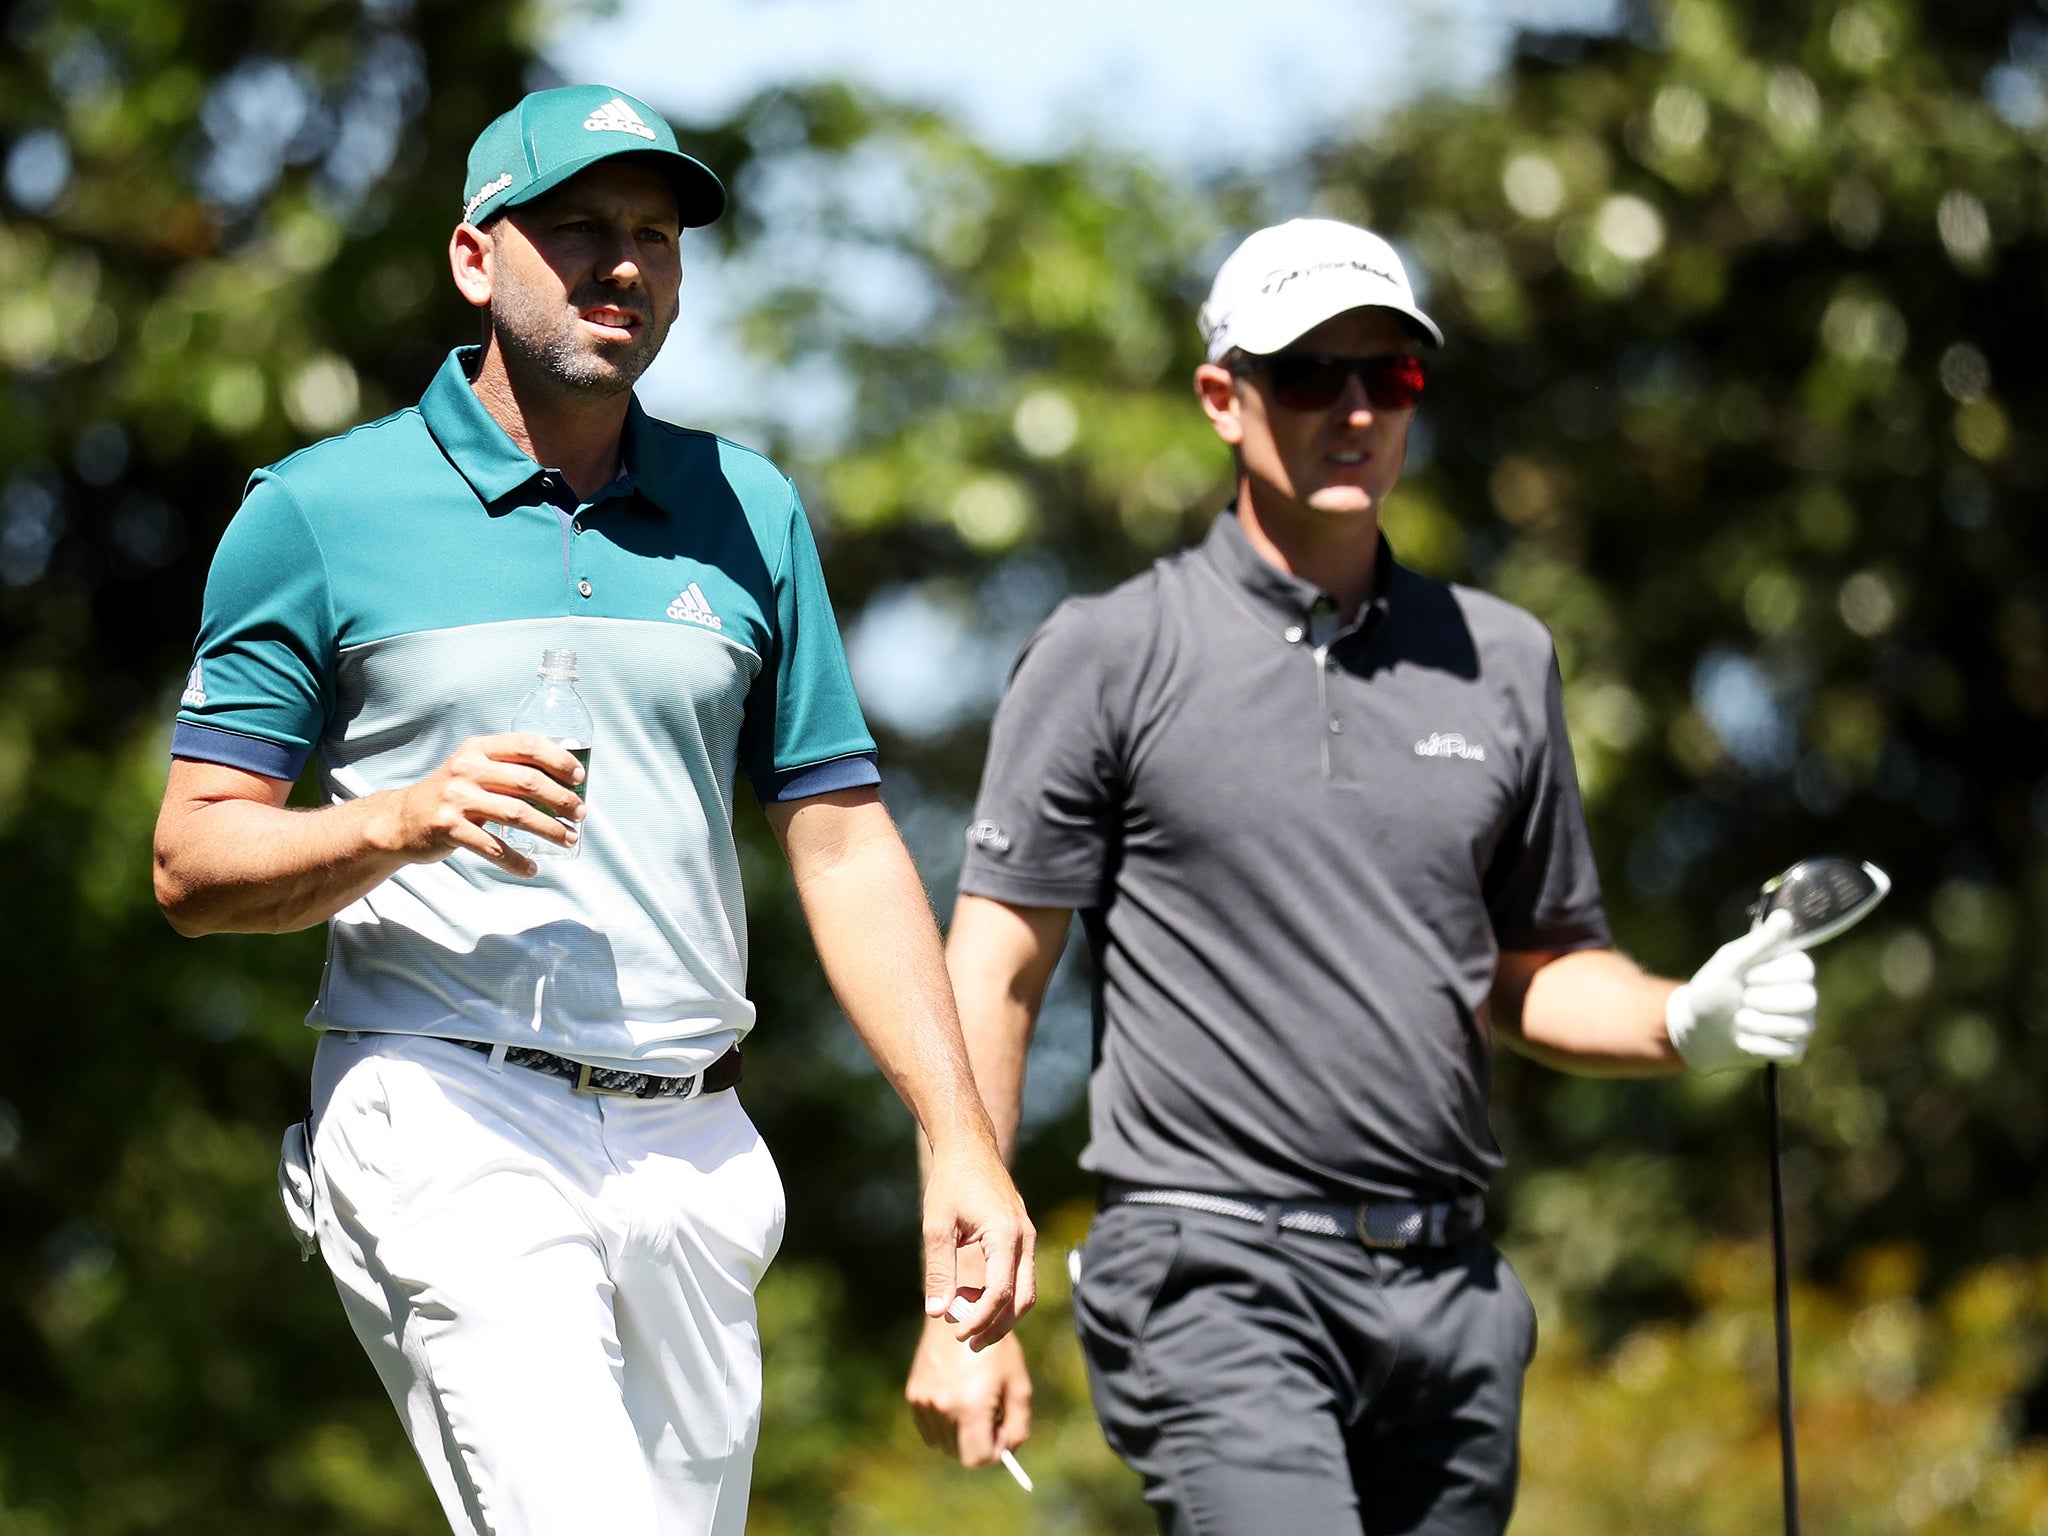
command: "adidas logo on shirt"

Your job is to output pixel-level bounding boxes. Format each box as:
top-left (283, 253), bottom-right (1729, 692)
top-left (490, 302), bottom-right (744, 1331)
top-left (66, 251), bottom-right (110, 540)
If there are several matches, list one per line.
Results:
top-left (666, 582), bottom-right (723, 630)
top-left (583, 98), bottom-right (658, 141)
top-left (181, 660), bottom-right (207, 708)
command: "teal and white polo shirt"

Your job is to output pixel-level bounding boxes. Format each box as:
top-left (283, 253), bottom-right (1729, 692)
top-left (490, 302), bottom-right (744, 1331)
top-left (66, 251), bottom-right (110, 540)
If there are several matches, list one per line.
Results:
top-left (173, 346), bottom-right (879, 1071)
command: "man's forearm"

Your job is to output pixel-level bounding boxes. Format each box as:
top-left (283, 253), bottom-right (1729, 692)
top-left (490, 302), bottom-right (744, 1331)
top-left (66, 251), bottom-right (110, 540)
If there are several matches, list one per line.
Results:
top-left (915, 938), bottom-right (1036, 1190)
top-left (780, 805), bottom-right (997, 1150)
top-left (776, 796), bottom-right (1035, 1338)
top-left (1495, 947), bottom-right (1684, 1076)
top-left (949, 974), bottom-right (1033, 1166)
top-left (941, 895), bottom-right (1065, 1165)
top-left (155, 791), bottom-right (413, 937)
top-left (156, 737), bottom-right (586, 938)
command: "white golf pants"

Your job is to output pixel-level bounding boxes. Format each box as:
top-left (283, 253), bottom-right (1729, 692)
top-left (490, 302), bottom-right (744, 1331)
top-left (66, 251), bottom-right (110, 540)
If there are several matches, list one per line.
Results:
top-left (309, 1032), bottom-right (786, 1536)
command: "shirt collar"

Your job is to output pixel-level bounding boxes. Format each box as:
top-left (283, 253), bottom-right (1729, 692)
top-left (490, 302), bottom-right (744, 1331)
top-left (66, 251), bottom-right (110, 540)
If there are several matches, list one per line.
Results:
top-left (616, 395), bottom-right (674, 514)
top-left (1199, 507), bottom-right (1397, 642)
top-left (419, 346), bottom-right (657, 514)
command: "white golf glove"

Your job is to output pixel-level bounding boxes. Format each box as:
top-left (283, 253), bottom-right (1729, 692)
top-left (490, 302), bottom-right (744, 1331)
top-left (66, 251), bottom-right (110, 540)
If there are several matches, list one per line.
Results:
top-left (1665, 909), bottom-right (1819, 1075)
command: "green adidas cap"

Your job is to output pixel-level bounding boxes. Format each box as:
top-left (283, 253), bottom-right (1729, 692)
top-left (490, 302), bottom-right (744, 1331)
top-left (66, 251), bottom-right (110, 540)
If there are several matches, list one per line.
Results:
top-left (461, 84), bottom-right (726, 229)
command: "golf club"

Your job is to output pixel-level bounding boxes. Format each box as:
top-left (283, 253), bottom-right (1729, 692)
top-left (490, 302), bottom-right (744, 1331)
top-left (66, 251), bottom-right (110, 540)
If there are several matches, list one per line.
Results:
top-left (1746, 857), bottom-right (1891, 1536)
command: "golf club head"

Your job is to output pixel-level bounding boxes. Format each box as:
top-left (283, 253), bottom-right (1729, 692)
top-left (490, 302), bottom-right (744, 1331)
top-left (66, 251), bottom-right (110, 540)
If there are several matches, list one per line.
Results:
top-left (1748, 857), bottom-right (1892, 952)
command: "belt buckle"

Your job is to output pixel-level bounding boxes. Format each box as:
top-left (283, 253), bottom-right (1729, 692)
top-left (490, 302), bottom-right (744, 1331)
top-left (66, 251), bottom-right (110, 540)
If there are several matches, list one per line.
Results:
top-left (572, 1063), bottom-right (638, 1097)
top-left (573, 1062), bottom-right (700, 1100)
top-left (1356, 1203), bottom-right (1426, 1250)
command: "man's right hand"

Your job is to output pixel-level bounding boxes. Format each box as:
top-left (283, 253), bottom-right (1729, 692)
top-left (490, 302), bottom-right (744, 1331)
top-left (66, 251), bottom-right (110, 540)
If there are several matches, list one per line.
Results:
top-left (370, 733), bottom-right (586, 877)
top-left (907, 1319), bottom-right (1033, 1467)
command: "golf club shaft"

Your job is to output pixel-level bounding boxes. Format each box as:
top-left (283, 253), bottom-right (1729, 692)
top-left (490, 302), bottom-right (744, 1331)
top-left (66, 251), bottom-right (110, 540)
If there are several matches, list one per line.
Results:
top-left (1767, 1064), bottom-right (1801, 1536)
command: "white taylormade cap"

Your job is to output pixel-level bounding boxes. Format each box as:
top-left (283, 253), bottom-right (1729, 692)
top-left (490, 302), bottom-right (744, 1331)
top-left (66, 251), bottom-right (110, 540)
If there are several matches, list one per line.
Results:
top-left (1198, 218), bottom-right (1443, 361)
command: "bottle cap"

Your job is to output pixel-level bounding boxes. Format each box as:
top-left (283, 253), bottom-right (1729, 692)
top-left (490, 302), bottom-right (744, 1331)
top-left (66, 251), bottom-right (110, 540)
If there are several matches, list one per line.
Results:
top-left (538, 648), bottom-right (578, 681)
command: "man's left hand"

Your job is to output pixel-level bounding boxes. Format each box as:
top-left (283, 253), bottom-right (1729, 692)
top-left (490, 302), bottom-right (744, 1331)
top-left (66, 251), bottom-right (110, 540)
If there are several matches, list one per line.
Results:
top-left (1666, 910), bottom-right (1820, 1074)
top-left (922, 1136), bottom-right (1035, 1350)
top-left (907, 1322), bottom-right (1033, 1465)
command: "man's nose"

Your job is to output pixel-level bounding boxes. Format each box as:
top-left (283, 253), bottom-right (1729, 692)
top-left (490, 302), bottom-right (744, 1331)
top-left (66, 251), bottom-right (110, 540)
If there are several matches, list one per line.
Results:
top-left (597, 227), bottom-right (643, 286)
top-left (1335, 372), bottom-right (1375, 425)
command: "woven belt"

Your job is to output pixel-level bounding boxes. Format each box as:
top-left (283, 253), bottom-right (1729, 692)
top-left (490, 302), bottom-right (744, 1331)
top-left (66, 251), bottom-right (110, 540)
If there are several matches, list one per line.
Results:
top-left (1102, 1180), bottom-right (1485, 1250)
top-left (440, 1039), bottom-right (742, 1101)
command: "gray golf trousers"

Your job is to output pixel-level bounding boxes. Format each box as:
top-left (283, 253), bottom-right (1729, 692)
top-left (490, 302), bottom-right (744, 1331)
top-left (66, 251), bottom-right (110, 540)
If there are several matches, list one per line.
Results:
top-left (1073, 1201), bottom-right (1538, 1536)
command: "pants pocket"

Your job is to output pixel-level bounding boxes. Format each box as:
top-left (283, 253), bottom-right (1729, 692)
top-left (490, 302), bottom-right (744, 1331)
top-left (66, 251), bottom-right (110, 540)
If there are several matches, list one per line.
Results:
top-left (1498, 1248), bottom-right (1540, 1365)
top-left (278, 1117), bottom-right (319, 1260)
top-left (1073, 1207), bottom-right (1185, 1363)
top-left (670, 1096), bottom-right (786, 1287)
top-left (752, 1125), bottom-right (788, 1275)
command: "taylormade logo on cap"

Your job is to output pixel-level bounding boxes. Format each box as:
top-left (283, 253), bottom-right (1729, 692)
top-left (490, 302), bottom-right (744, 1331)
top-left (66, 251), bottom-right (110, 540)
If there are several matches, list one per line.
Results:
top-left (463, 173), bottom-right (514, 223)
top-left (1263, 256), bottom-right (1399, 294)
top-left (1199, 219), bottom-right (1444, 361)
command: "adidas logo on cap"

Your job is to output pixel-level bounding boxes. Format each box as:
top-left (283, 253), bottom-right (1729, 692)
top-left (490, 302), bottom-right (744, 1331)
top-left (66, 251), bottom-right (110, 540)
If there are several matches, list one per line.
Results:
top-left (583, 98), bottom-right (657, 141)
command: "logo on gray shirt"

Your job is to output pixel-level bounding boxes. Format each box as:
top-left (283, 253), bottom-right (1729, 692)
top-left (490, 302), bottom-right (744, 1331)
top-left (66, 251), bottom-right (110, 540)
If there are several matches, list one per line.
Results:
top-left (1414, 732), bottom-right (1486, 762)
top-left (966, 819), bottom-right (1012, 854)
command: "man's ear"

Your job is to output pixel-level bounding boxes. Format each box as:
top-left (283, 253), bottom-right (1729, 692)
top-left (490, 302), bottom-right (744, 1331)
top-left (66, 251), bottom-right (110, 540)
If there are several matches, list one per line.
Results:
top-left (1194, 362), bottom-right (1244, 447)
top-left (449, 221), bottom-right (494, 311)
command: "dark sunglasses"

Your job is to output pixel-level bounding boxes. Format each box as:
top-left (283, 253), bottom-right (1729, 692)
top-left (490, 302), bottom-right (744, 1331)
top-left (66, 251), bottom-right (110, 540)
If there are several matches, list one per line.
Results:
top-left (1232, 352), bottom-right (1427, 412)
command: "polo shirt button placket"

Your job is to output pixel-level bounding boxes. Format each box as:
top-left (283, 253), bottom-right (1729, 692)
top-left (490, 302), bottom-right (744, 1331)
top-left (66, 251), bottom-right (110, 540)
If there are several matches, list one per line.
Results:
top-left (1314, 622), bottom-right (1362, 785)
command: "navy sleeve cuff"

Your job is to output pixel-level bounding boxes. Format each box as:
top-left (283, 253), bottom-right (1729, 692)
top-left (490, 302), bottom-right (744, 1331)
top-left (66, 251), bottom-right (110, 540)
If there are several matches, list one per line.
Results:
top-left (753, 751), bottom-right (881, 803)
top-left (171, 722), bottom-right (309, 781)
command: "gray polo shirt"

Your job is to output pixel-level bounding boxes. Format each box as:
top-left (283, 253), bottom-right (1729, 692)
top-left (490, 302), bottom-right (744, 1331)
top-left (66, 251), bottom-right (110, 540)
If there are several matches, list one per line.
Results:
top-left (959, 510), bottom-right (1610, 1202)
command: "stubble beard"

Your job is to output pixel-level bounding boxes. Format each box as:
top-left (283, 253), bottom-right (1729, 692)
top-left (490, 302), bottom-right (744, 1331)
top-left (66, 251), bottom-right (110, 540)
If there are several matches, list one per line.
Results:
top-left (489, 282), bottom-right (668, 399)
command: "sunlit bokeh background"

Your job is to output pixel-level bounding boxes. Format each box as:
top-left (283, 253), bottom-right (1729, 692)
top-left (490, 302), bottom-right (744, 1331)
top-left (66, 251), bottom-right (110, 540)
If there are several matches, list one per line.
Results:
top-left (7, 0), bottom-right (2048, 1529)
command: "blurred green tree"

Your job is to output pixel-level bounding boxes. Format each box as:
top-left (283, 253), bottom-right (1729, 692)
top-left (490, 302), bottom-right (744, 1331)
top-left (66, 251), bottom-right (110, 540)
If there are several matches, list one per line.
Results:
top-left (0, 0), bottom-right (543, 1528)
top-left (14, 0), bottom-right (2048, 1530)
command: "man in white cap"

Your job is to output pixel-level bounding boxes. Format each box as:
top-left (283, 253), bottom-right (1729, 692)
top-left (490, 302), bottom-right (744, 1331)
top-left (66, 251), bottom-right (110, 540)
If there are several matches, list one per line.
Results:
top-left (905, 218), bottom-right (1820, 1534)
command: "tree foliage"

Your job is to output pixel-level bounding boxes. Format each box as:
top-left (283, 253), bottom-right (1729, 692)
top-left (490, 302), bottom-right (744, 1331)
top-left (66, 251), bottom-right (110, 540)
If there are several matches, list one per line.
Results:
top-left (9, 0), bottom-right (2048, 1530)
top-left (1, 1), bottom-right (537, 1528)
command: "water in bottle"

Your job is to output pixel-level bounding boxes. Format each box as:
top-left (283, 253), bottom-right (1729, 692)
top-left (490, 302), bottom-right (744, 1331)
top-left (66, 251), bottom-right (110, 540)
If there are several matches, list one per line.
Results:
top-left (501, 648), bottom-right (592, 862)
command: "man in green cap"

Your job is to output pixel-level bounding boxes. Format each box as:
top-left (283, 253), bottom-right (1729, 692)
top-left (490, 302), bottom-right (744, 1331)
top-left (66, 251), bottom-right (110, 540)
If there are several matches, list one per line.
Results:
top-left (154, 85), bottom-right (1031, 1535)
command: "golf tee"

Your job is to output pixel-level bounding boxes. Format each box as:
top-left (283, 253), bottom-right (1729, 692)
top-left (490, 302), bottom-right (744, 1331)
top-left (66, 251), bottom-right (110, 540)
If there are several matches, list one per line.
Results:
top-left (941, 1297), bottom-right (1034, 1491)
top-left (1001, 1449), bottom-right (1035, 1492)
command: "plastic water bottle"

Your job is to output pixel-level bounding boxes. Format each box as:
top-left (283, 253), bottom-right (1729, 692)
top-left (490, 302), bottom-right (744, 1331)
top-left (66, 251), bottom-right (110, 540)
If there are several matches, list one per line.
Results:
top-left (502, 648), bottom-right (592, 862)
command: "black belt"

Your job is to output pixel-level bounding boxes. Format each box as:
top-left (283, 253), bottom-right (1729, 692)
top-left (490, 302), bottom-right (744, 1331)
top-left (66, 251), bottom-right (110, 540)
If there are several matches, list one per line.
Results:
top-left (440, 1039), bottom-right (742, 1101)
top-left (1102, 1180), bottom-right (1485, 1250)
